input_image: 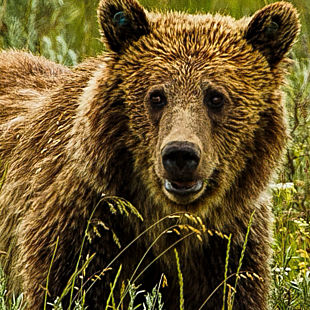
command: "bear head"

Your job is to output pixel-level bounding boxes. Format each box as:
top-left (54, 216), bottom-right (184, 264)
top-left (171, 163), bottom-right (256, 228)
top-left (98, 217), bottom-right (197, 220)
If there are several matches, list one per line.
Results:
top-left (90, 0), bottom-right (300, 215)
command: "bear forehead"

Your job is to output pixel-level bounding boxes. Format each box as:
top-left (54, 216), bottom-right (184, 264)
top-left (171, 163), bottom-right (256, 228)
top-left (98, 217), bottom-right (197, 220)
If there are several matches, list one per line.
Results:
top-left (149, 11), bottom-right (242, 32)
top-left (119, 27), bottom-right (268, 89)
top-left (148, 12), bottom-right (246, 48)
top-left (121, 11), bottom-right (263, 70)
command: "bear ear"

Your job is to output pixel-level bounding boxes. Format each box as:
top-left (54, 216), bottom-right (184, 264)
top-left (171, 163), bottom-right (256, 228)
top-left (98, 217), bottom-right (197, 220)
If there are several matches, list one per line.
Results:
top-left (98, 0), bottom-right (150, 53)
top-left (244, 2), bottom-right (300, 67)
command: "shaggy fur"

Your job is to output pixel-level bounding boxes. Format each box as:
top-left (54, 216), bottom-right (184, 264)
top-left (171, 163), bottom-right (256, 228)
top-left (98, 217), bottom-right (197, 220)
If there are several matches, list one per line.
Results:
top-left (0, 1), bottom-right (299, 309)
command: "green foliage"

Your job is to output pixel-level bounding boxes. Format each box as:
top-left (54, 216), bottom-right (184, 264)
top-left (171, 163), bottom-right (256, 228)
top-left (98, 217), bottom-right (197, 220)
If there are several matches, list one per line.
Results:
top-left (174, 249), bottom-right (184, 310)
top-left (222, 234), bottom-right (232, 310)
top-left (44, 237), bottom-right (60, 310)
top-left (271, 185), bottom-right (310, 309)
top-left (105, 265), bottom-right (122, 310)
top-left (142, 283), bottom-right (164, 310)
top-left (0, 267), bottom-right (25, 310)
top-left (269, 52), bottom-right (310, 310)
top-left (0, 0), bottom-right (101, 65)
top-left (229, 212), bottom-right (255, 309)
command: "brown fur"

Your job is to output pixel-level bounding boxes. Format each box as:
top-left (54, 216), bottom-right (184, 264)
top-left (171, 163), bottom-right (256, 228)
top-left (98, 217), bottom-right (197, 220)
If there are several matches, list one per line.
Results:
top-left (0, 1), bottom-right (300, 309)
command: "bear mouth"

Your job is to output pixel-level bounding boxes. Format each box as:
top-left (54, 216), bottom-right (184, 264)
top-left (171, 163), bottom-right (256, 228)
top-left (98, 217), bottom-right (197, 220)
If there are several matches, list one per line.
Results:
top-left (164, 179), bottom-right (203, 196)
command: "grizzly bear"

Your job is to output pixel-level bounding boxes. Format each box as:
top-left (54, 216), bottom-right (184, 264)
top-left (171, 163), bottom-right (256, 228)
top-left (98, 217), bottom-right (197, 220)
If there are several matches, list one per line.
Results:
top-left (0, 0), bottom-right (300, 309)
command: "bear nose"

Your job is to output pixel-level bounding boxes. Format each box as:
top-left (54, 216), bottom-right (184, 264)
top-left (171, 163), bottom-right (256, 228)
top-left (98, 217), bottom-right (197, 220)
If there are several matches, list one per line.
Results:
top-left (161, 141), bottom-right (201, 179)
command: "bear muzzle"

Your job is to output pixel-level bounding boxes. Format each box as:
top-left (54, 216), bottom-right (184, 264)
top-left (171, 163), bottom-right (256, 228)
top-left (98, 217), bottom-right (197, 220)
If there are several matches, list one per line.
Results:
top-left (164, 179), bottom-right (203, 196)
top-left (161, 141), bottom-right (203, 196)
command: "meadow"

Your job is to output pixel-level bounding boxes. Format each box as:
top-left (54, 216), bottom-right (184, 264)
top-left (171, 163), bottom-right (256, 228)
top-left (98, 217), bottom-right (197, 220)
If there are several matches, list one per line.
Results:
top-left (0, 0), bottom-right (309, 309)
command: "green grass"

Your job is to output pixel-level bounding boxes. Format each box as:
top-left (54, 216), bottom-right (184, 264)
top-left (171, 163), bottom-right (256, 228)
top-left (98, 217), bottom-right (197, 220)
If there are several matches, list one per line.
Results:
top-left (271, 184), bottom-right (310, 309)
top-left (0, 0), bottom-right (309, 309)
top-left (0, 267), bottom-right (25, 310)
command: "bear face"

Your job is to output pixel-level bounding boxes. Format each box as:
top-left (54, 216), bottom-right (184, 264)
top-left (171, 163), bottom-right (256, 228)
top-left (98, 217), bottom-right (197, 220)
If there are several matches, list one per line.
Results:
top-left (96, 0), bottom-right (299, 211)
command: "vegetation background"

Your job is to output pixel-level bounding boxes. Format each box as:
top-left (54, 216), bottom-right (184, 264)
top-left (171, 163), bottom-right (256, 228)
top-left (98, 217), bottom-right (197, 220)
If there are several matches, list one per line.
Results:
top-left (0, 0), bottom-right (309, 309)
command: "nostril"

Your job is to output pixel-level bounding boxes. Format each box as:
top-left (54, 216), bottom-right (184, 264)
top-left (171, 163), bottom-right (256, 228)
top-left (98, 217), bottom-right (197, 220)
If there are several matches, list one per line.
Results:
top-left (163, 150), bottom-right (199, 170)
top-left (163, 157), bottom-right (175, 171)
top-left (162, 142), bottom-right (201, 177)
top-left (181, 151), bottom-right (200, 170)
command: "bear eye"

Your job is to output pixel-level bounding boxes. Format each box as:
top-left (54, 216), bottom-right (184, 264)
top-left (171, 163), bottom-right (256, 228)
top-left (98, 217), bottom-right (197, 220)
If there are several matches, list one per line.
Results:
top-left (204, 90), bottom-right (225, 110)
top-left (149, 90), bottom-right (167, 108)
